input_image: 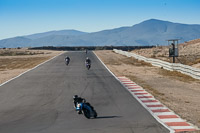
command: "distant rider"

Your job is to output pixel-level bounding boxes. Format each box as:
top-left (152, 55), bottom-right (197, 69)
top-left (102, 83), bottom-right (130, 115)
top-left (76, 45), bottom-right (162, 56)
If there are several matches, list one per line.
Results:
top-left (85, 57), bottom-right (91, 65)
top-left (65, 56), bottom-right (70, 65)
top-left (65, 56), bottom-right (70, 62)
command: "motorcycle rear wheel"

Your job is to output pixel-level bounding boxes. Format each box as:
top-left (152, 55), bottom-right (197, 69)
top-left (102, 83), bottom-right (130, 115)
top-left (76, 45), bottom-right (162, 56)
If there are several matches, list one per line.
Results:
top-left (83, 109), bottom-right (91, 119)
top-left (93, 110), bottom-right (97, 118)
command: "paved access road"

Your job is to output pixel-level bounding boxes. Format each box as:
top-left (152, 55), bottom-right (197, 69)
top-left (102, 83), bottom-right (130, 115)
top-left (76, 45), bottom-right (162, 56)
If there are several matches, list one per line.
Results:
top-left (0, 51), bottom-right (169, 133)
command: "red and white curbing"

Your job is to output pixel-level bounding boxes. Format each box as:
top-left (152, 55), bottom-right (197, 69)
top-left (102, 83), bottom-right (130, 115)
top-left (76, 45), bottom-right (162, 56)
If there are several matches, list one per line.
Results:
top-left (118, 76), bottom-right (199, 133)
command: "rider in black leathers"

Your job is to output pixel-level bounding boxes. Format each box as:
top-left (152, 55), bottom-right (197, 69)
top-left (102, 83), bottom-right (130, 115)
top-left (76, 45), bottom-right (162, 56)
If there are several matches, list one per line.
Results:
top-left (73, 95), bottom-right (96, 117)
top-left (73, 95), bottom-right (85, 107)
top-left (85, 57), bottom-right (91, 67)
top-left (65, 56), bottom-right (70, 65)
top-left (73, 95), bottom-right (85, 114)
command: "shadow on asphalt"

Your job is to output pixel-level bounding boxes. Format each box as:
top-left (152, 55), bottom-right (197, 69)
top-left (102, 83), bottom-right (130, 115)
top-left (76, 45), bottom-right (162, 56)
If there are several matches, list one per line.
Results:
top-left (95, 116), bottom-right (121, 119)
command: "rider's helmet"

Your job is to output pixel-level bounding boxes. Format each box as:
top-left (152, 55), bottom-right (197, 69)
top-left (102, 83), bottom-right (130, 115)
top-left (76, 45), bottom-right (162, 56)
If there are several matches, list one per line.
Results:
top-left (73, 95), bottom-right (78, 99)
top-left (86, 57), bottom-right (89, 60)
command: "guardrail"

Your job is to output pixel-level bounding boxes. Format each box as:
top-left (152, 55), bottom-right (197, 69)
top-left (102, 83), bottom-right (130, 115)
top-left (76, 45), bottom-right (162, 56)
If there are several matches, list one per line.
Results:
top-left (113, 49), bottom-right (200, 80)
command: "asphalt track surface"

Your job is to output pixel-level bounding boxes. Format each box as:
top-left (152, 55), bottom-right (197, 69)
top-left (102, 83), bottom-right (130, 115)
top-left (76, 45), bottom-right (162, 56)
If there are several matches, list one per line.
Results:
top-left (0, 51), bottom-right (170, 133)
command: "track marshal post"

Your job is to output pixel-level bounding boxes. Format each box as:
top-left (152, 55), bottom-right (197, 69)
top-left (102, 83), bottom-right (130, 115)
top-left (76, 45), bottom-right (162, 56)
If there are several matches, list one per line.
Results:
top-left (167, 39), bottom-right (179, 63)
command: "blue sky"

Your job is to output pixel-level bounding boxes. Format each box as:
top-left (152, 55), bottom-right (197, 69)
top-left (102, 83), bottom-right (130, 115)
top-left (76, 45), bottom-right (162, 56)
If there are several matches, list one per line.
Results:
top-left (0, 0), bottom-right (200, 39)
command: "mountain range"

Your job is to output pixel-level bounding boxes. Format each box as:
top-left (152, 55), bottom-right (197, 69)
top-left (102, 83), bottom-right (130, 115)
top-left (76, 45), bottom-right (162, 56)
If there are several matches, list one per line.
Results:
top-left (1, 19), bottom-right (200, 48)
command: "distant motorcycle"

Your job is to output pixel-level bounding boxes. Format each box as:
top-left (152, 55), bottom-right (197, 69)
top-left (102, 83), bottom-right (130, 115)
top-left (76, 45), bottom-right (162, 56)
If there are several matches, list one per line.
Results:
top-left (86, 63), bottom-right (91, 70)
top-left (65, 58), bottom-right (70, 66)
top-left (75, 101), bottom-right (97, 119)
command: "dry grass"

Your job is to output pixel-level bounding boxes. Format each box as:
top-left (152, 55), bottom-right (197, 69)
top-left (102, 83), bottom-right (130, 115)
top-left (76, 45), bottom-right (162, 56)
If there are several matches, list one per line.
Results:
top-left (0, 50), bottom-right (45, 56)
top-left (0, 48), bottom-right (48, 56)
top-left (104, 59), bottom-right (122, 66)
top-left (0, 48), bottom-right (57, 71)
top-left (0, 49), bottom-right (63, 84)
top-left (0, 57), bottom-right (49, 71)
top-left (121, 56), bottom-right (152, 67)
top-left (109, 51), bottom-right (152, 67)
top-left (103, 51), bottom-right (152, 67)
top-left (0, 48), bottom-right (63, 71)
top-left (158, 68), bottom-right (197, 83)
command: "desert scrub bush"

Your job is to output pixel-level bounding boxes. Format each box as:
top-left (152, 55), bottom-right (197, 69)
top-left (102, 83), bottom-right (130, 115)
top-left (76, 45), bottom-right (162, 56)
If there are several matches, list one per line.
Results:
top-left (150, 55), bottom-right (156, 58)
top-left (158, 54), bottom-right (165, 57)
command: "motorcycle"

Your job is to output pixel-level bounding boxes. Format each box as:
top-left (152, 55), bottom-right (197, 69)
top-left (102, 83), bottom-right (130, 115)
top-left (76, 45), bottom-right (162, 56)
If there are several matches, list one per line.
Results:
top-left (86, 63), bottom-right (91, 70)
top-left (65, 59), bottom-right (70, 66)
top-left (75, 102), bottom-right (97, 119)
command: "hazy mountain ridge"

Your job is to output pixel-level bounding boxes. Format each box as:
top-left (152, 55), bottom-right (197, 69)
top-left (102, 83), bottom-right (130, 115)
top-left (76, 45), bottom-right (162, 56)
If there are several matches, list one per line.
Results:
top-left (0, 37), bottom-right (32, 48)
top-left (1, 19), bottom-right (200, 48)
top-left (25, 30), bottom-right (87, 40)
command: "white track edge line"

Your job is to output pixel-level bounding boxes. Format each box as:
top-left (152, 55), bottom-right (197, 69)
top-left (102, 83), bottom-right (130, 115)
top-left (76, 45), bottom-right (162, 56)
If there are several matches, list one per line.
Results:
top-left (93, 51), bottom-right (175, 133)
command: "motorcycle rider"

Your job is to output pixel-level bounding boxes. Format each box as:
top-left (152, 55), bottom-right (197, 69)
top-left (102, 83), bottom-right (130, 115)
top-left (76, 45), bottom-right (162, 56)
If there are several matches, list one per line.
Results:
top-left (73, 95), bottom-right (85, 114)
top-left (85, 57), bottom-right (91, 66)
top-left (73, 95), bottom-right (97, 118)
top-left (65, 56), bottom-right (70, 65)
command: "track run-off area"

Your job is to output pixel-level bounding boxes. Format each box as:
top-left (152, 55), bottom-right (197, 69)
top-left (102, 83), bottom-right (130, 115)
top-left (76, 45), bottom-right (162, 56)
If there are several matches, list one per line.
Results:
top-left (0, 51), bottom-right (172, 133)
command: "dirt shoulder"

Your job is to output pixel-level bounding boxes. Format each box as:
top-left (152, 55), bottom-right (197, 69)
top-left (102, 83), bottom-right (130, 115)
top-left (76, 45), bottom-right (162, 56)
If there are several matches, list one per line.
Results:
top-left (0, 49), bottom-right (64, 84)
top-left (95, 50), bottom-right (200, 132)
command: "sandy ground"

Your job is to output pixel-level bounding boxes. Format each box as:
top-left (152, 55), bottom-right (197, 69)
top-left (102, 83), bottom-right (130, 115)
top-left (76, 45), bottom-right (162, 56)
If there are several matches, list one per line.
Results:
top-left (95, 50), bottom-right (200, 132)
top-left (0, 49), bottom-right (63, 84)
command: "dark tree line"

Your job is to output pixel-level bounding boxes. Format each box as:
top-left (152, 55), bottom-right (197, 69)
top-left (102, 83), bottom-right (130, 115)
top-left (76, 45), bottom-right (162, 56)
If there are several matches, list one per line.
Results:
top-left (29, 46), bottom-right (155, 51)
